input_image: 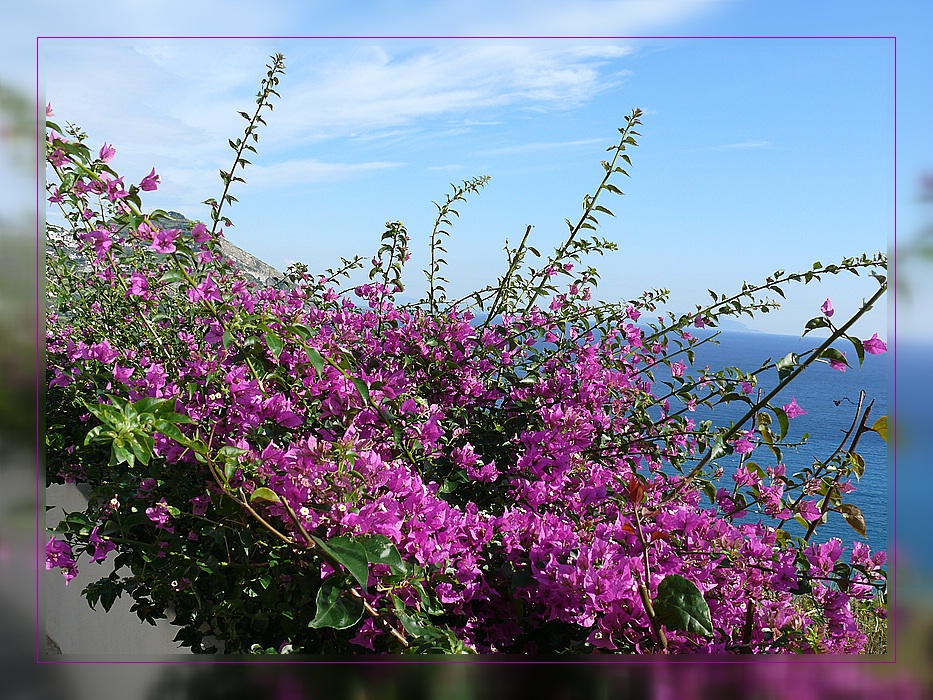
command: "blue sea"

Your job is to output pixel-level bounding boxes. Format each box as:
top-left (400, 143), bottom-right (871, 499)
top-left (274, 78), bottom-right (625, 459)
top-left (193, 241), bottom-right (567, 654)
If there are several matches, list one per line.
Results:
top-left (674, 330), bottom-right (891, 557)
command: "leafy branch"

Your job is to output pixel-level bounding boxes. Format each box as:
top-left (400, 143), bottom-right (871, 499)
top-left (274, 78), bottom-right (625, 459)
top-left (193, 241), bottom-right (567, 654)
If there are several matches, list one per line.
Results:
top-left (203, 53), bottom-right (285, 236)
top-left (423, 176), bottom-right (490, 313)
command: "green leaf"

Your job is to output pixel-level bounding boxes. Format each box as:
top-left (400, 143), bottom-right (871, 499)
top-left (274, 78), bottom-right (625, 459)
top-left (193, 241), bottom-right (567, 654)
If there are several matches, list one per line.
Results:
top-left (709, 435), bottom-right (728, 460)
top-left (159, 269), bottom-right (187, 285)
top-left (249, 487), bottom-right (281, 503)
top-left (818, 347), bottom-right (848, 367)
top-left (357, 534), bottom-right (407, 575)
top-left (776, 352), bottom-right (798, 381)
top-left (218, 445), bottom-right (248, 459)
top-left (312, 535), bottom-right (370, 590)
top-left (309, 579), bottom-right (364, 630)
top-left (847, 451), bottom-right (866, 480)
top-left (702, 481), bottom-right (717, 505)
top-left (263, 329), bottom-right (284, 360)
top-left (653, 574), bottom-right (714, 638)
top-left (838, 503), bottom-right (867, 538)
top-left (351, 378), bottom-right (371, 406)
top-left (110, 440), bottom-right (134, 468)
top-left (390, 595), bottom-right (440, 640)
top-left (152, 420), bottom-right (189, 445)
top-left (99, 586), bottom-right (118, 613)
top-left (307, 348), bottom-right (325, 377)
top-left (770, 406), bottom-right (790, 441)
top-left (803, 316), bottom-right (830, 335)
top-left (83, 400), bottom-right (123, 428)
top-left (871, 416), bottom-right (888, 443)
top-left (132, 396), bottom-right (168, 415)
top-left (845, 334), bottom-right (866, 367)
top-left (128, 434), bottom-right (154, 466)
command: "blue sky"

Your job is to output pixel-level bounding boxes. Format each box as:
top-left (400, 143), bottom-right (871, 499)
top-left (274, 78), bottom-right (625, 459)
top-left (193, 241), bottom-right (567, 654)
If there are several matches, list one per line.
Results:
top-left (40, 35), bottom-right (895, 337)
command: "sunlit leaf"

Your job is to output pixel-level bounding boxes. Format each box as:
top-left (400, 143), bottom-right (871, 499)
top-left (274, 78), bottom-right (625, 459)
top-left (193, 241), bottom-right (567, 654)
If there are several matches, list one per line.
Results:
top-left (249, 487), bottom-right (280, 503)
top-left (838, 503), bottom-right (867, 538)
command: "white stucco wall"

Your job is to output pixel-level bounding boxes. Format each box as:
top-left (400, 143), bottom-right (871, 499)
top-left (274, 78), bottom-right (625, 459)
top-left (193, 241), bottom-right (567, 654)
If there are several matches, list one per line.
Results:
top-left (45, 482), bottom-right (189, 656)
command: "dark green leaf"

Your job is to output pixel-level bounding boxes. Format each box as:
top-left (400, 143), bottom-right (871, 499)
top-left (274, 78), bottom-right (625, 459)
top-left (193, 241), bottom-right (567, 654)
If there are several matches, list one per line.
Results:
top-left (391, 597), bottom-right (440, 641)
top-left (818, 347), bottom-right (848, 367)
top-left (776, 352), bottom-right (798, 381)
top-left (709, 435), bottom-right (728, 460)
top-left (132, 397), bottom-right (167, 415)
top-left (803, 316), bottom-right (830, 336)
top-left (845, 334), bottom-right (866, 367)
top-left (357, 534), bottom-right (407, 575)
top-left (128, 434), bottom-right (154, 466)
top-left (653, 574), bottom-right (713, 638)
top-left (110, 440), bottom-right (134, 468)
top-left (351, 378), bottom-right (371, 406)
top-left (771, 406), bottom-right (790, 440)
top-left (159, 269), bottom-right (187, 285)
top-left (309, 579), bottom-right (364, 630)
top-left (312, 535), bottom-right (370, 590)
top-left (263, 330), bottom-right (284, 360)
top-left (307, 348), bottom-right (325, 377)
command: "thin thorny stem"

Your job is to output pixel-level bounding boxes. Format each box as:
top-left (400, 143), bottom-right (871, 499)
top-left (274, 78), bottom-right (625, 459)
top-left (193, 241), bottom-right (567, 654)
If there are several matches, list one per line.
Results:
top-left (649, 280), bottom-right (886, 515)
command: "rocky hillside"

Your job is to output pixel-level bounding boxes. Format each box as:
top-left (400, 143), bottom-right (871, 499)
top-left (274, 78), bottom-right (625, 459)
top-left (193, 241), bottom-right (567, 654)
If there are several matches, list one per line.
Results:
top-left (154, 211), bottom-right (284, 287)
top-left (48, 211), bottom-right (285, 288)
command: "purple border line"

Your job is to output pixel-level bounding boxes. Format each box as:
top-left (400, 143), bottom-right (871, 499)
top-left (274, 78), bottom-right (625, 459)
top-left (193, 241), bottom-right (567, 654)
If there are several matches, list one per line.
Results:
top-left (35, 34), bottom-right (897, 665)
top-left (35, 34), bottom-right (42, 666)
top-left (890, 34), bottom-right (897, 667)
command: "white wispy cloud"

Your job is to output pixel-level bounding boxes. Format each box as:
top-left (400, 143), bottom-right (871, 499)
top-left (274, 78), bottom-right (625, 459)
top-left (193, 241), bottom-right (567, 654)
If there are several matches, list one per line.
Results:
top-left (41, 38), bottom-right (645, 217)
top-left (478, 138), bottom-right (605, 156)
top-left (243, 159), bottom-right (404, 187)
top-left (43, 41), bottom-right (636, 155)
top-left (269, 44), bottom-right (636, 145)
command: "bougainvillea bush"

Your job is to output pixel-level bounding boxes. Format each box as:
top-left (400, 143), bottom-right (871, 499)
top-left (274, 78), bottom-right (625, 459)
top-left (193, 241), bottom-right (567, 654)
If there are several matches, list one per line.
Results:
top-left (45, 54), bottom-right (889, 654)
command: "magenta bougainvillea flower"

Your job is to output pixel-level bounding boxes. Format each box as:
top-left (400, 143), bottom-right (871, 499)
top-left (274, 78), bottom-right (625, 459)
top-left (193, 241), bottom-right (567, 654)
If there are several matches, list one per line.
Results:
top-left (128, 271), bottom-right (149, 297)
top-left (796, 499), bottom-right (822, 523)
top-left (149, 228), bottom-right (179, 254)
top-left (46, 537), bottom-right (78, 584)
top-left (191, 222), bottom-right (210, 242)
top-left (821, 298), bottom-right (834, 317)
top-left (862, 333), bottom-right (887, 355)
top-left (732, 431), bottom-right (756, 454)
top-left (88, 527), bottom-right (116, 563)
top-left (782, 397), bottom-right (806, 419)
top-left (146, 499), bottom-right (175, 533)
top-left (830, 352), bottom-right (847, 372)
top-left (78, 228), bottom-right (113, 259)
top-left (139, 167), bottom-right (160, 191)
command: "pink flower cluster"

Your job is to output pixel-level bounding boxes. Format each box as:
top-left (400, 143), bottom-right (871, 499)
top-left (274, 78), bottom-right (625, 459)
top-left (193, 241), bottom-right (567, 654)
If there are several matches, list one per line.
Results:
top-left (47, 256), bottom-right (886, 652)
